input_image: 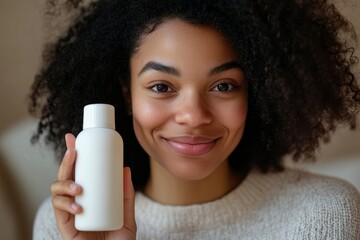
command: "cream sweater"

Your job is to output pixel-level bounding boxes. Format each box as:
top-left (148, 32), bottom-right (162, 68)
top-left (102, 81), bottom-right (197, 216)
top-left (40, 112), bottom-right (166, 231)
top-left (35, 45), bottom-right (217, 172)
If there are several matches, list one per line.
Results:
top-left (33, 169), bottom-right (360, 240)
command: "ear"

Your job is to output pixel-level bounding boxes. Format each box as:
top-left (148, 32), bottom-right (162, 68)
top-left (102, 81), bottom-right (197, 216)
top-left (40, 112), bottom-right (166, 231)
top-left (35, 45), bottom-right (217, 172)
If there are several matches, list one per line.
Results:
top-left (121, 83), bottom-right (132, 115)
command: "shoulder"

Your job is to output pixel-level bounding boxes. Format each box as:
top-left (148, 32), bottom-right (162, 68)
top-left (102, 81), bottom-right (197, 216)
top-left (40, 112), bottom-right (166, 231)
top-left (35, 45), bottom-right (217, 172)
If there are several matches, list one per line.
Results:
top-left (274, 168), bottom-right (360, 201)
top-left (33, 197), bottom-right (62, 240)
top-left (248, 167), bottom-right (360, 196)
top-left (262, 168), bottom-right (360, 239)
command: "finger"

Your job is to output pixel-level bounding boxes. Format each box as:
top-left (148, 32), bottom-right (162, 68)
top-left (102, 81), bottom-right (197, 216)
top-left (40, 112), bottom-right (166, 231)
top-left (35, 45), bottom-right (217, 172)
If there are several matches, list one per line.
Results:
top-left (51, 179), bottom-right (82, 230)
top-left (52, 195), bottom-right (82, 215)
top-left (58, 149), bottom-right (76, 181)
top-left (123, 167), bottom-right (136, 233)
top-left (65, 133), bottom-right (76, 150)
top-left (52, 134), bottom-right (80, 240)
top-left (52, 196), bottom-right (80, 240)
top-left (51, 180), bottom-right (82, 196)
top-left (58, 134), bottom-right (76, 181)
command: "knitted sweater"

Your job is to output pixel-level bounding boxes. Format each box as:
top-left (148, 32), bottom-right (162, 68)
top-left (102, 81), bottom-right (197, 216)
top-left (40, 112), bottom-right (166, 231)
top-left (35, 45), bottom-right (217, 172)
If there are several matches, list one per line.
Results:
top-left (33, 168), bottom-right (360, 240)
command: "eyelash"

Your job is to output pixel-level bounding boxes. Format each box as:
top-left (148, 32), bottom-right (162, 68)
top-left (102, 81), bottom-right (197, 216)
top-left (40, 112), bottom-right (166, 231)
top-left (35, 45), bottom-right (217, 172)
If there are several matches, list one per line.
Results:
top-left (148, 80), bottom-right (240, 94)
top-left (211, 82), bottom-right (238, 92)
top-left (149, 82), bottom-right (174, 93)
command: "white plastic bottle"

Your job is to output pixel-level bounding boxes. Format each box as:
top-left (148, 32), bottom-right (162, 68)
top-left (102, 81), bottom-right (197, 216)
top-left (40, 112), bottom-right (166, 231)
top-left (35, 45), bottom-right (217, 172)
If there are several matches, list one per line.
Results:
top-left (75, 103), bottom-right (123, 231)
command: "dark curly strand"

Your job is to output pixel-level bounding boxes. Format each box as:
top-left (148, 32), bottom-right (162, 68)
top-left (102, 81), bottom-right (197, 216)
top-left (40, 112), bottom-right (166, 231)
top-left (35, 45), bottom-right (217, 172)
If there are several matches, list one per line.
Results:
top-left (29, 0), bottom-right (360, 188)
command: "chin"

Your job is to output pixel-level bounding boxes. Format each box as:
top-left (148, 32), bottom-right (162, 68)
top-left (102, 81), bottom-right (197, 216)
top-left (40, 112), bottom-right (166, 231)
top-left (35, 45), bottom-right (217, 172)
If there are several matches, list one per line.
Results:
top-left (166, 160), bottom-right (219, 181)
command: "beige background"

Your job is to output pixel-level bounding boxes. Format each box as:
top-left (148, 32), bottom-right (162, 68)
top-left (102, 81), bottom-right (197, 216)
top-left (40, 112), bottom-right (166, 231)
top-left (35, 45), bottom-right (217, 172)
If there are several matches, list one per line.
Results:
top-left (0, 0), bottom-right (359, 239)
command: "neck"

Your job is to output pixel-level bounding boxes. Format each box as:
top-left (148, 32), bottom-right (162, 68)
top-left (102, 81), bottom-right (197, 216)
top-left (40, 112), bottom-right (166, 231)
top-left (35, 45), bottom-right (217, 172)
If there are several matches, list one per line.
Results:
top-left (143, 159), bottom-right (245, 205)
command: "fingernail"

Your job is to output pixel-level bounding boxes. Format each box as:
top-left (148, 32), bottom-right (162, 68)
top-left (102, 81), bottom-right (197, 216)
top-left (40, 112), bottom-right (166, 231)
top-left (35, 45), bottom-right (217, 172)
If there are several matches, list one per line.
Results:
top-left (70, 183), bottom-right (80, 192)
top-left (71, 203), bottom-right (79, 212)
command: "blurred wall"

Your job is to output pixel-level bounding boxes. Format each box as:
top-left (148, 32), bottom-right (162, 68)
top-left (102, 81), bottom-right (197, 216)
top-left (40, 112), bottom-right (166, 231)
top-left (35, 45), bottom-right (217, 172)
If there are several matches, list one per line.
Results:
top-left (0, 0), bottom-right (43, 132)
top-left (0, 0), bottom-right (359, 240)
top-left (0, 1), bottom-right (45, 239)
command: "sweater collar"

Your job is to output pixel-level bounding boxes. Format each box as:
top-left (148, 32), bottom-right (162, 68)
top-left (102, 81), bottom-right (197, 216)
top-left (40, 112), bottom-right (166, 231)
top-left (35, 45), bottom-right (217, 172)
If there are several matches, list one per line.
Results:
top-left (134, 170), bottom-right (279, 230)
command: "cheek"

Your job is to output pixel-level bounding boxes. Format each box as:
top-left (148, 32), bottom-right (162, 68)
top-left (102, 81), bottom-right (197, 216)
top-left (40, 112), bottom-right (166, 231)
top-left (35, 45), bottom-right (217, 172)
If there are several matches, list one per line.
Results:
top-left (131, 97), bottom-right (168, 131)
top-left (131, 98), bottom-right (174, 159)
top-left (217, 99), bottom-right (248, 131)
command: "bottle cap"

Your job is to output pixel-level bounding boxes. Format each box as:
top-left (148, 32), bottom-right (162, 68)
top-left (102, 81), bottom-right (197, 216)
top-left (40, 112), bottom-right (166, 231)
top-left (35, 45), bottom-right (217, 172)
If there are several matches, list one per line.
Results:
top-left (83, 104), bottom-right (115, 130)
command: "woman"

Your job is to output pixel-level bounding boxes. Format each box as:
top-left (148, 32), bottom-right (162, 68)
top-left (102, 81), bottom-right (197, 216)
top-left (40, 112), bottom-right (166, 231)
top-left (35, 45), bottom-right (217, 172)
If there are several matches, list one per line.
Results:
top-left (31, 0), bottom-right (360, 239)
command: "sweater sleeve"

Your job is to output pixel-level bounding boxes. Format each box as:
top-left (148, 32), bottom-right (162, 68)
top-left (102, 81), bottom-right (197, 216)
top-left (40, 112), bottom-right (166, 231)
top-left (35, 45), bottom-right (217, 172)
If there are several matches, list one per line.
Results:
top-left (293, 176), bottom-right (360, 240)
top-left (323, 181), bottom-right (360, 239)
top-left (33, 197), bottom-right (62, 240)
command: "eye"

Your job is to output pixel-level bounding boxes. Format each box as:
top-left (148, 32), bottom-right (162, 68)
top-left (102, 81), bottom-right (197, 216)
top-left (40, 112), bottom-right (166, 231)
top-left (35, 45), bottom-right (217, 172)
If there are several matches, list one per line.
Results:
top-left (212, 82), bottom-right (237, 92)
top-left (150, 83), bottom-right (173, 93)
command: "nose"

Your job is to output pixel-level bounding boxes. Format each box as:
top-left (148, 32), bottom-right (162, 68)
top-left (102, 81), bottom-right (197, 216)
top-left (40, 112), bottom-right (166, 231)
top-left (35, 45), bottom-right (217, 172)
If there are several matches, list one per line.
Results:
top-left (174, 92), bottom-right (212, 128)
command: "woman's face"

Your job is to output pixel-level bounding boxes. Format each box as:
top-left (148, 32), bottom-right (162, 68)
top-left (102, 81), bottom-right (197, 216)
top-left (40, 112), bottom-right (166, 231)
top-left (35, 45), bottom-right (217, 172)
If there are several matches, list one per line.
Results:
top-left (130, 19), bottom-right (248, 181)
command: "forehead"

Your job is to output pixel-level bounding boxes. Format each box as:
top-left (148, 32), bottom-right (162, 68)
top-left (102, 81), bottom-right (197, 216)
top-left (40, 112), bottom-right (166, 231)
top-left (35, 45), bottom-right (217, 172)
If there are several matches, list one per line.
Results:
top-left (130, 19), bottom-right (238, 71)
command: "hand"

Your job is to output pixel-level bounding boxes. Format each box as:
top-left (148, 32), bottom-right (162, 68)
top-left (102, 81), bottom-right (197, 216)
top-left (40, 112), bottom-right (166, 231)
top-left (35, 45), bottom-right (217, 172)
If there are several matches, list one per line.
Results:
top-left (51, 133), bottom-right (136, 240)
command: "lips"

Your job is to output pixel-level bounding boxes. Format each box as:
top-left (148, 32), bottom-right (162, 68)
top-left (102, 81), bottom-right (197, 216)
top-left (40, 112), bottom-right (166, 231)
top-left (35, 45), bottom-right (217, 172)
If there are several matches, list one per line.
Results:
top-left (164, 136), bottom-right (219, 156)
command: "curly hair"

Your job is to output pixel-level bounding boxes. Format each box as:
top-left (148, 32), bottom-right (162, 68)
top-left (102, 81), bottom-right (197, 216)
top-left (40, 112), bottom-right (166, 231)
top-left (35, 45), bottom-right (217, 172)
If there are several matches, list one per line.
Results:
top-left (29, 0), bottom-right (360, 189)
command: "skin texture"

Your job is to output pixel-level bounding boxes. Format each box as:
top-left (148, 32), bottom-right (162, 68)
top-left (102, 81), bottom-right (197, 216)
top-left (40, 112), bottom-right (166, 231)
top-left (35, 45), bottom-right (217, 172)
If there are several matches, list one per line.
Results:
top-left (130, 20), bottom-right (248, 205)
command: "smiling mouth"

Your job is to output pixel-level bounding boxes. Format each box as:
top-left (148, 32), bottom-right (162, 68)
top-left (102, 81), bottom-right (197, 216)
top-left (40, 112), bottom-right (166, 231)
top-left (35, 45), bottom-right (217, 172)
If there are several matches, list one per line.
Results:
top-left (164, 136), bottom-right (219, 156)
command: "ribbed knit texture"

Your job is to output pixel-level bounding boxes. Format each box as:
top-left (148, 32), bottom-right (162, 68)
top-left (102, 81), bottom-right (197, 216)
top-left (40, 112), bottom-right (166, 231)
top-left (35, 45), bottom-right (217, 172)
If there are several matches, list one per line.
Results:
top-left (34, 169), bottom-right (360, 240)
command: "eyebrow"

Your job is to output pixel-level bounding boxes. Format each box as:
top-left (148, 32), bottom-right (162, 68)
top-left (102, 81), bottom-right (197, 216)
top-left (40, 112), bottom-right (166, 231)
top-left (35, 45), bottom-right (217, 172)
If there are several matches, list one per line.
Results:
top-left (138, 60), bottom-right (242, 77)
top-left (138, 61), bottom-right (180, 76)
top-left (208, 61), bottom-right (243, 76)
